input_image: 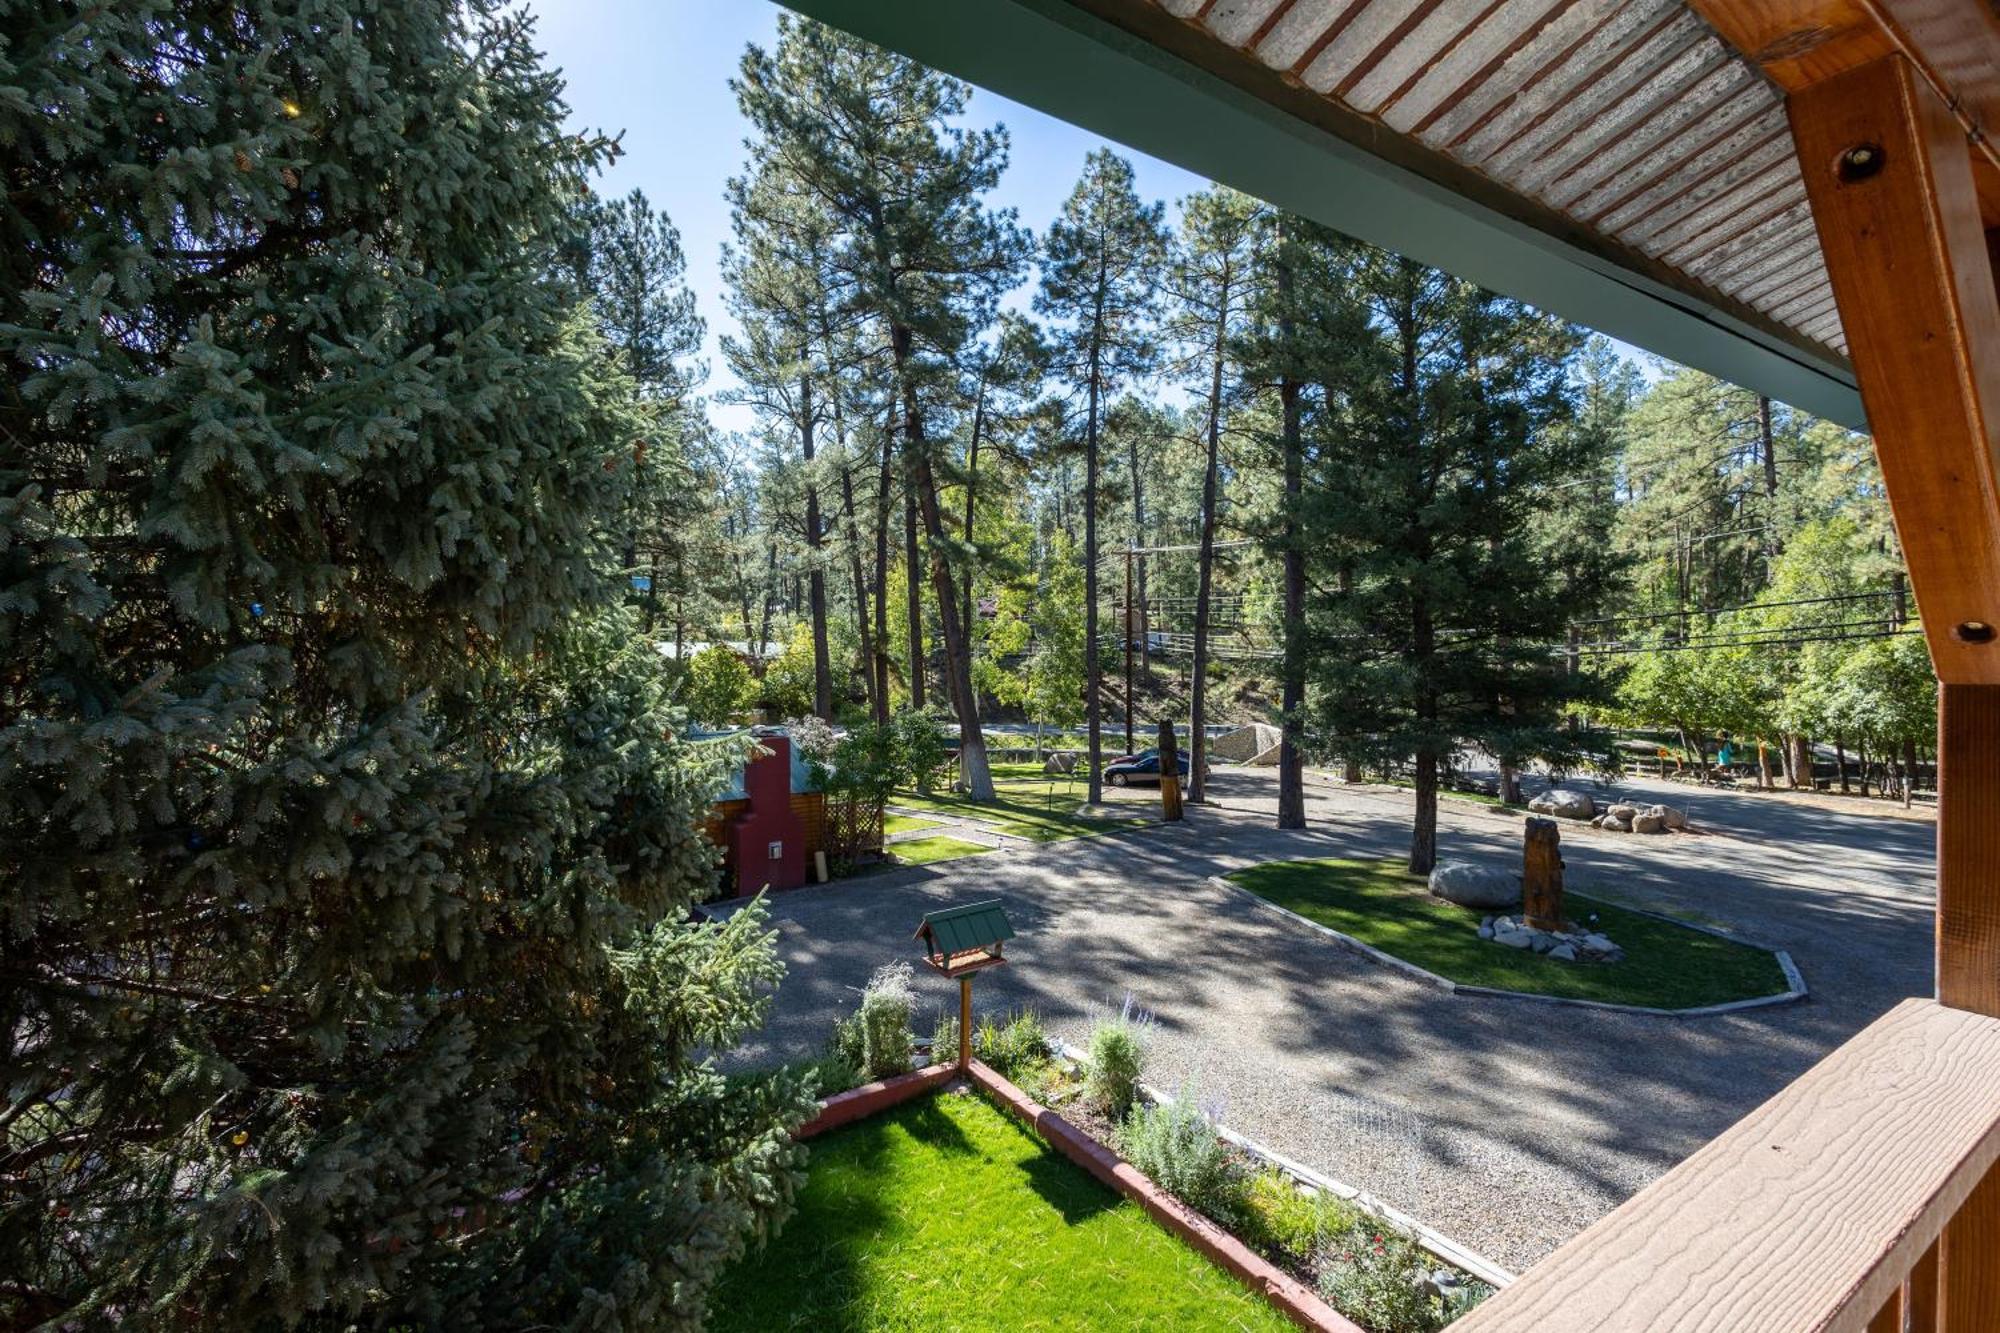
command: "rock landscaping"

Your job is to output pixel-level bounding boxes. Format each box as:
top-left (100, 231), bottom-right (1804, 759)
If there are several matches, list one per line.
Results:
top-left (1428, 860), bottom-right (1520, 910)
top-left (1591, 802), bottom-right (1688, 834)
top-left (1526, 787), bottom-right (1595, 820)
top-left (1477, 914), bottom-right (1625, 964)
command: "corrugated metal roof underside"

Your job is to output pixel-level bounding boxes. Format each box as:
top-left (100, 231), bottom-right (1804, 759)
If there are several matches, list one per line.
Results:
top-left (1157, 0), bottom-right (1847, 358)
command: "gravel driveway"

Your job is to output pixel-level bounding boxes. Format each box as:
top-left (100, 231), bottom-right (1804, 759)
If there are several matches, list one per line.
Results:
top-left (721, 768), bottom-right (1934, 1272)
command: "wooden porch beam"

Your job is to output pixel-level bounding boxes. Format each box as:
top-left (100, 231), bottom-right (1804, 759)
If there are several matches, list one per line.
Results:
top-left (1785, 55), bottom-right (2000, 688)
top-left (1691, 1), bottom-right (2000, 222)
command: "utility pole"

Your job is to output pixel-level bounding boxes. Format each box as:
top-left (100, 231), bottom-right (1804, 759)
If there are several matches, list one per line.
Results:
top-left (1124, 541), bottom-right (1135, 754)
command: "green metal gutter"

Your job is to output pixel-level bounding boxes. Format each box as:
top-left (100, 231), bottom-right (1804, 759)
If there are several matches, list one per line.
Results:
top-left (777, 0), bottom-right (1869, 431)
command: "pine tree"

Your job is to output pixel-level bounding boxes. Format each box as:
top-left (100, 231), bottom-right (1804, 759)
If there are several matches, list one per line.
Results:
top-left (723, 165), bottom-right (849, 719)
top-left (1, 4), bottom-right (809, 1325)
top-left (1167, 188), bottom-right (1259, 803)
top-left (1302, 252), bottom-right (1612, 873)
top-left (733, 16), bottom-right (1029, 799)
top-left (1240, 214), bottom-right (1369, 828)
top-left (582, 189), bottom-right (711, 627)
top-left (1036, 150), bottom-right (1167, 801)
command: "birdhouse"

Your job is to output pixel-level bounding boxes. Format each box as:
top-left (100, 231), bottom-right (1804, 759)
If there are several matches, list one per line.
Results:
top-left (914, 900), bottom-right (1016, 1070)
top-left (914, 899), bottom-right (1014, 978)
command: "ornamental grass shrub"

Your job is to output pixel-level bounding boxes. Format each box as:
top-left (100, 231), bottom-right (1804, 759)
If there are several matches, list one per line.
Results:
top-left (977, 1008), bottom-right (1050, 1077)
top-left (830, 962), bottom-right (917, 1081)
top-left (1116, 1091), bottom-right (1245, 1227)
top-left (1085, 999), bottom-right (1150, 1116)
top-left (1238, 1168), bottom-right (1364, 1264)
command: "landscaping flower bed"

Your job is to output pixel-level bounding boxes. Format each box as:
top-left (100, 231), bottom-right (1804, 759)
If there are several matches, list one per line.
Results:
top-left (784, 973), bottom-right (1493, 1332)
top-left (709, 1086), bottom-right (1301, 1331)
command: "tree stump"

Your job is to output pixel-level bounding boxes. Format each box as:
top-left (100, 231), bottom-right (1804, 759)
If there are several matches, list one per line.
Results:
top-left (1523, 817), bottom-right (1564, 931)
top-left (1158, 719), bottom-right (1183, 822)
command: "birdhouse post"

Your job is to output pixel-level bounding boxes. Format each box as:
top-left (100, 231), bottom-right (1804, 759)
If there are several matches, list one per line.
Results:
top-left (913, 900), bottom-right (1016, 1071)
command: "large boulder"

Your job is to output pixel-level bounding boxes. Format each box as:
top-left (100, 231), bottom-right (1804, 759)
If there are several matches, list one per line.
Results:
top-left (1528, 787), bottom-right (1595, 820)
top-left (1654, 803), bottom-right (1689, 831)
top-left (1429, 861), bottom-right (1521, 910)
top-left (1631, 811), bottom-right (1667, 834)
top-left (1606, 802), bottom-right (1639, 821)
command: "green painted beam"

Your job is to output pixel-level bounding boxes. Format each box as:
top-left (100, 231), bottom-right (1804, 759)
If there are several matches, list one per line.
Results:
top-left (777, 0), bottom-right (1868, 431)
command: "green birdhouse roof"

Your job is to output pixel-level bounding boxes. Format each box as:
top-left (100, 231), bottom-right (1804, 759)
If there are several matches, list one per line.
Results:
top-left (914, 900), bottom-right (1014, 957)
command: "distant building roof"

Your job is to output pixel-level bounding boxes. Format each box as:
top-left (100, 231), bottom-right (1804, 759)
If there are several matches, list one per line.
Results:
top-left (656, 639), bottom-right (785, 661)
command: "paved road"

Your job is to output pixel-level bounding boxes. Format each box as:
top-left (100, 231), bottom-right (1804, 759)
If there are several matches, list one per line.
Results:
top-left (724, 768), bottom-right (1934, 1272)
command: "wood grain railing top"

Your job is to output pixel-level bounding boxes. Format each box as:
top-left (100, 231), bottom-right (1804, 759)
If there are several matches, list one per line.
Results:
top-left (1455, 997), bottom-right (2000, 1333)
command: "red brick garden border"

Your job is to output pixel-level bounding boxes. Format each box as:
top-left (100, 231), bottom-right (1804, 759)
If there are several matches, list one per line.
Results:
top-left (796, 1062), bottom-right (955, 1139)
top-left (965, 1059), bottom-right (1362, 1333)
top-left (790, 1059), bottom-right (1361, 1331)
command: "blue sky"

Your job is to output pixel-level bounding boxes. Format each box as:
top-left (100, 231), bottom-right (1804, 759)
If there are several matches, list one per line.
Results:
top-left (526, 0), bottom-right (1215, 434)
top-left (524, 1), bottom-right (1651, 433)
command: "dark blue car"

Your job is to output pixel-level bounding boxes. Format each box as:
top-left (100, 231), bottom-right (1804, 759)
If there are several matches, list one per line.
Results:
top-left (1103, 748), bottom-right (1189, 787)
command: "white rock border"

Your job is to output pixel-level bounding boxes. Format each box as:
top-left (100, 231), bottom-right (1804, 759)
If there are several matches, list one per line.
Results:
top-left (1207, 874), bottom-right (1808, 1018)
top-left (1049, 1039), bottom-right (1518, 1291)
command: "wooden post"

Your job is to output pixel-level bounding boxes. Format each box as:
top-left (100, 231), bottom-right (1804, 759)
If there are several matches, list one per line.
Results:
top-left (1942, 1155), bottom-right (2000, 1331)
top-left (958, 975), bottom-right (972, 1071)
top-left (1785, 55), bottom-right (2000, 1019)
top-left (1523, 817), bottom-right (1564, 932)
top-left (1157, 718), bottom-right (1183, 822)
top-left (1939, 685), bottom-right (2000, 1016)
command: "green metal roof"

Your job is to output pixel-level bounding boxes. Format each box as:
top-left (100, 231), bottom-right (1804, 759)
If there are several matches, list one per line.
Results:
top-left (778, 0), bottom-right (1867, 431)
top-left (916, 899), bottom-right (1016, 955)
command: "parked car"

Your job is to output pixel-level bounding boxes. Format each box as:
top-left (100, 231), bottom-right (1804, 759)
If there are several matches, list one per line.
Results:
top-left (1103, 748), bottom-right (1189, 787)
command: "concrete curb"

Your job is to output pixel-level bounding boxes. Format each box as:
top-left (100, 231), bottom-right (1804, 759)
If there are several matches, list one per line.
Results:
top-left (1206, 874), bottom-right (1808, 1018)
top-left (1049, 1040), bottom-right (1517, 1291)
top-left (967, 1059), bottom-right (1362, 1333)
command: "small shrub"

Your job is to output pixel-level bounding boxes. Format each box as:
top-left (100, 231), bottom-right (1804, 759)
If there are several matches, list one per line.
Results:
top-left (831, 962), bottom-right (916, 1081)
top-left (1084, 1007), bottom-right (1146, 1117)
top-left (1116, 1092), bottom-right (1244, 1227)
top-left (890, 708), bottom-right (950, 792)
top-left (978, 1009), bottom-right (1049, 1078)
top-left (1317, 1227), bottom-right (1451, 1333)
top-left (1239, 1168), bottom-right (1362, 1264)
top-left (801, 1046), bottom-right (862, 1099)
top-left (929, 1009), bottom-right (960, 1065)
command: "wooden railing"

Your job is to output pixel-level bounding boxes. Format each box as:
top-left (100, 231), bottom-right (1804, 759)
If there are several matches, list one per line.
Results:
top-left (1455, 998), bottom-right (2000, 1332)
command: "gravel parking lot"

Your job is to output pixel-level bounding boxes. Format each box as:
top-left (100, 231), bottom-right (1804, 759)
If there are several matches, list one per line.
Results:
top-left (723, 767), bottom-right (1934, 1272)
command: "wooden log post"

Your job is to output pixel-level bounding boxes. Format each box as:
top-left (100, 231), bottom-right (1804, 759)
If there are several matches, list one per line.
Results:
top-left (958, 974), bottom-right (972, 1071)
top-left (1157, 718), bottom-right (1183, 822)
top-left (1523, 817), bottom-right (1564, 932)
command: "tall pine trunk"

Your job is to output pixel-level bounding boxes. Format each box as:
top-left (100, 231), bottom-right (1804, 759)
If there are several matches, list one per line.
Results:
top-left (800, 376), bottom-right (832, 720)
top-left (904, 482), bottom-right (924, 710)
top-left (1275, 223), bottom-right (1305, 831)
top-left (840, 460), bottom-right (878, 724)
top-left (1129, 432), bottom-right (1150, 673)
top-left (1189, 261), bottom-right (1231, 805)
top-left (962, 380), bottom-right (986, 646)
top-left (874, 413), bottom-right (894, 719)
top-left (1338, 562), bottom-right (1361, 784)
top-left (893, 325), bottom-right (993, 800)
top-left (1084, 271), bottom-right (1106, 805)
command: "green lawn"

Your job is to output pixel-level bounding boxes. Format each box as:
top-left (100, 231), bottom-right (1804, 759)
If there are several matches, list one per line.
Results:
top-left (708, 1090), bottom-right (1295, 1333)
top-left (889, 835), bottom-right (992, 866)
top-left (1229, 857), bottom-right (1790, 1010)
top-left (883, 812), bottom-right (944, 836)
top-left (893, 787), bottom-right (1151, 842)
